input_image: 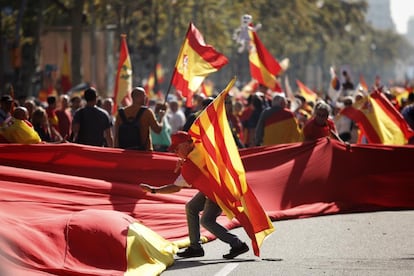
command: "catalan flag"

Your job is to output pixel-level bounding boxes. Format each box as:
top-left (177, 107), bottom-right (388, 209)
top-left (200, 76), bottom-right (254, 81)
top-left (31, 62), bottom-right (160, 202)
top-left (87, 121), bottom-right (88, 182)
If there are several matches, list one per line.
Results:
top-left (182, 77), bottom-right (274, 256)
top-left (296, 80), bottom-right (318, 104)
top-left (171, 22), bottom-right (228, 107)
top-left (340, 90), bottom-right (413, 145)
top-left (60, 41), bottom-right (72, 93)
top-left (113, 34), bottom-right (133, 112)
top-left (248, 28), bottom-right (282, 92)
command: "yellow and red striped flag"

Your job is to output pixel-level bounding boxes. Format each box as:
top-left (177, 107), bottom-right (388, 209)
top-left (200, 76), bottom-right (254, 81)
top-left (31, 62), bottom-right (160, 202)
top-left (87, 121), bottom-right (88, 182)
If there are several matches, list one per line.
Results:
top-left (182, 77), bottom-right (274, 257)
top-left (60, 41), bottom-right (72, 93)
top-left (341, 90), bottom-right (414, 145)
top-left (113, 34), bottom-right (132, 112)
top-left (296, 80), bottom-right (318, 104)
top-left (171, 22), bottom-right (228, 107)
top-left (248, 28), bottom-right (282, 92)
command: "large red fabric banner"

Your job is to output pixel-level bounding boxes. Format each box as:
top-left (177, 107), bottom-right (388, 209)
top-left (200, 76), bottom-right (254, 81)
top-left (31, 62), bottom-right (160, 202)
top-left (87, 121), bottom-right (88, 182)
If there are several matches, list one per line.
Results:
top-left (1, 140), bottom-right (413, 274)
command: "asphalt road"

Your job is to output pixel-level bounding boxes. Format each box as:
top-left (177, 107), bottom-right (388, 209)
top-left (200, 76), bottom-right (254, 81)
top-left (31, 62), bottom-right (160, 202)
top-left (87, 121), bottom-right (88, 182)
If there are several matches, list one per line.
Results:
top-left (162, 210), bottom-right (414, 276)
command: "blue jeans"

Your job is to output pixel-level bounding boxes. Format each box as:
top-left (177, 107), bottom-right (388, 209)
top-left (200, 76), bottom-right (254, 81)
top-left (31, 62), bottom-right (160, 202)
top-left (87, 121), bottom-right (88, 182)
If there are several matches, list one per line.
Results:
top-left (186, 192), bottom-right (242, 249)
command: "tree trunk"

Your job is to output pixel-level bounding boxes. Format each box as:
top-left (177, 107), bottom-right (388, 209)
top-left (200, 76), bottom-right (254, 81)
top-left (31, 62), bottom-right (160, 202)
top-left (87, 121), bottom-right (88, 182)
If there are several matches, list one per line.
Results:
top-left (71, 0), bottom-right (85, 87)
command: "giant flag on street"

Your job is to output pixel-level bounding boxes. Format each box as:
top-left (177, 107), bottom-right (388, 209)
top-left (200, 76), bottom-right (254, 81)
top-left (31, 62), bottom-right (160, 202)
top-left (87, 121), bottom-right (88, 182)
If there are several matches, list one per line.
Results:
top-left (2, 138), bottom-right (414, 274)
top-left (60, 41), bottom-right (72, 94)
top-left (113, 34), bottom-right (133, 113)
top-left (171, 22), bottom-right (228, 107)
top-left (296, 79), bottom-right (318, 104)
top-left (341, 90), bottom-right (414, 145)
top-left (248, 28), bottom-right (282, 92)
top-left (183, 77), bottom-right (274, 257)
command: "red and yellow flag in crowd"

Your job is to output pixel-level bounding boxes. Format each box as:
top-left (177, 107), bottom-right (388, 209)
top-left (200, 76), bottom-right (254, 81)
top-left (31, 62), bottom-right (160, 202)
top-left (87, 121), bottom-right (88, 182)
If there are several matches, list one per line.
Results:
top-left (113, 34), bottom-right (132, 113)
top-left (171, 22), bottom-right (228, 107)
top-left (60, 41), bottom-right (72, 94)
top-left (296, 80), bottom-right (318, 104)
top-left (183, 77), bottom-right (274, 257)
top-left (358, 74), bottom-right (369, 93)
top-left (144, 63), bottom-right (164, 100)
top-left (200, 79), bottom-right (214, 97)
top-left (248, 28), bottom-right (282, 92)
top-left (341, 90), bottom-right (413, 145)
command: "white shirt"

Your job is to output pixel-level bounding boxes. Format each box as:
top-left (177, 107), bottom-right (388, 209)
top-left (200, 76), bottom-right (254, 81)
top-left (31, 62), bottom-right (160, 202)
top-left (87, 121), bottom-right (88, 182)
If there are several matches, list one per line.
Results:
top-left (173, 174), bottom-right (192, 188)
top-left (167, 110), bottom-right (186, 134)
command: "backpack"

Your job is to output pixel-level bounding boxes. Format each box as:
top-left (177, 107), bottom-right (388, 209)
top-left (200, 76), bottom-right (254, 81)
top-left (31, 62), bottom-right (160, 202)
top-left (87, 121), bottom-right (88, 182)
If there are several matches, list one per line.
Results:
top-left (118, 107), bottom-right (147, 150)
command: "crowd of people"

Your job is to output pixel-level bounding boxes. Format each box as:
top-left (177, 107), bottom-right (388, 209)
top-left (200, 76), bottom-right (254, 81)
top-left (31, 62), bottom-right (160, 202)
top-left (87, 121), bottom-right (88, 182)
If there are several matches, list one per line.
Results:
top-left (1, 72), bottom-right (414, 149)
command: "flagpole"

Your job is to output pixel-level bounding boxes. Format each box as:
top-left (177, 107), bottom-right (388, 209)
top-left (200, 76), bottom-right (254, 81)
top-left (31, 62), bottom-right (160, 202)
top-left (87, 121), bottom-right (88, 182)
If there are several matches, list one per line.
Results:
top-left (163, 22), bottom-right (193, 104)
top-left (163, 75), bottom-right (174, 104)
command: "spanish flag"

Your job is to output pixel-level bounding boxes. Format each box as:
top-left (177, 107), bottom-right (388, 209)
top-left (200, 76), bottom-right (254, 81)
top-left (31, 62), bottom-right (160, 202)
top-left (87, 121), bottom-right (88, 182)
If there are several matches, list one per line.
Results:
top-left (171, 22), bottom-right (228, 107)
top-left (296, 80), bottom-right (318, 104)
top-left (248, 28), bottom-right (282, 92)
top-left (341, 90), bottom-right (413, 145)
top-left (183, 77), bottom-right (274, 257)
top-left (60, 41), bottom-right (72, 93)
top-left (144, 63), bottom-right (164, 100)
top-left (113, 34), bottom-right (133, 112)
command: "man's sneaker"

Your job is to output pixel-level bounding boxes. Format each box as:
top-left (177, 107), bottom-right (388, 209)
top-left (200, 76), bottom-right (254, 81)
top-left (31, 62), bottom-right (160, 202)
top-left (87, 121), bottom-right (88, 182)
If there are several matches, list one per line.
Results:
top-left (223, 242), bottom-right (249, 259)
top-left (176, 247), bottom-right (205, 258)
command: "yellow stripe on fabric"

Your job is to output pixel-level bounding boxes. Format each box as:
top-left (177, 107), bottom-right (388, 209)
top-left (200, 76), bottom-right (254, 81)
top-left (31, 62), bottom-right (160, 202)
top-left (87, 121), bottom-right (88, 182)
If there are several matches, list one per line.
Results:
top-left (197, 80), bottom-right (247, 198)
top-left (263, 118), bottom-right (303, 145)
top-left (239, 193), bottom-right (274, 250)
top-left (125, 222), bottom-right (177, 276)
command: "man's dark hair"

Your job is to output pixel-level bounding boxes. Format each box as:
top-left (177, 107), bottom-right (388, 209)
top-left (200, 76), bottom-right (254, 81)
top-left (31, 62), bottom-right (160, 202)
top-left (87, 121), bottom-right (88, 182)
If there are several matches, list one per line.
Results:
top-left (47, 96), bottom-right (56, 105)
top-left (84, 87), bottom-right (97, 102)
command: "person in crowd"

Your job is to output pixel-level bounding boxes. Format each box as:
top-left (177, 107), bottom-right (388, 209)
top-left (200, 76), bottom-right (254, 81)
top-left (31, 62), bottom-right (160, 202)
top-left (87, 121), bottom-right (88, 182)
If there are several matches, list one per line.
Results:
top-left (401, 92), bottom-right (414, 144)
top-left (182, 97), bottom-right (214, 132)
top-left (303, 100), bottom-right (341, 141)
top-left (71, 87), bottom-right (113, 147)
top-left (255, 94), bottom-right (302, 146)
top-left (140, 131), bottom-right (249, 259)
top-left (184, 93), bottom-right (206, 119)
top-left (24, 98), bottom-right (36, 122)
top-left (114, 86), bottom-right (165, 151)
top-left (225, 95), bottom-right (244, 148)
top-left (101, 97), bottom-right (116, 140)
top-left (0, 94), bottom-right (13, 125)
top-left (240, 92), bottom-right (265, 147)
top-left (334, 96), bottom-right (356, 143)
top-left (151, 102), bottom-right (172, 152)
top-left (32, 107), bottom-right (63, 143)
top-left (167, 99), bottom-right (186, 134)
top-left (401, 92), bottom-right (414, 128)
top-left (341, 70), bottom-right (355, 98)
top-left (70, 95), bottom-right (82, 119)
top-left (0, 106), bottom-right (41, 144)
top-left (55, 94), bottom-right (72, 140)
top-left (292, 94), bottom-right (312, 129)
top-left (233, 99), bottom-right (245, 142)
top-left (45, 96), bottom-right (60, 134)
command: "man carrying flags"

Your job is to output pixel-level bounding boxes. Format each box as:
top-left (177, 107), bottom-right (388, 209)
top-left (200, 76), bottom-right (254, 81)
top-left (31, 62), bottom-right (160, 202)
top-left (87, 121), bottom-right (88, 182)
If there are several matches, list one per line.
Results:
top-left (140, 77), bottom-right (273, 259)
top-left (140, 131), bottom-right (249, 259)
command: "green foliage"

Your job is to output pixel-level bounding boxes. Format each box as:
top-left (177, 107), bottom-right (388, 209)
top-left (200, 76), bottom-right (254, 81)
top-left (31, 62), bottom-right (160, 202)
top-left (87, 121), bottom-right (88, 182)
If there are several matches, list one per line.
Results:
top-left (2, 0), bottom-right (414, 93)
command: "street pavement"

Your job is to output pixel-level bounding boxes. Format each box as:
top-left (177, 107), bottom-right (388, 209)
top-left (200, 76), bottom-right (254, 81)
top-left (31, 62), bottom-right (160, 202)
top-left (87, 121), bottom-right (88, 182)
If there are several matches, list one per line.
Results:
top-left (162, 210), bottom-right (414, 276)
